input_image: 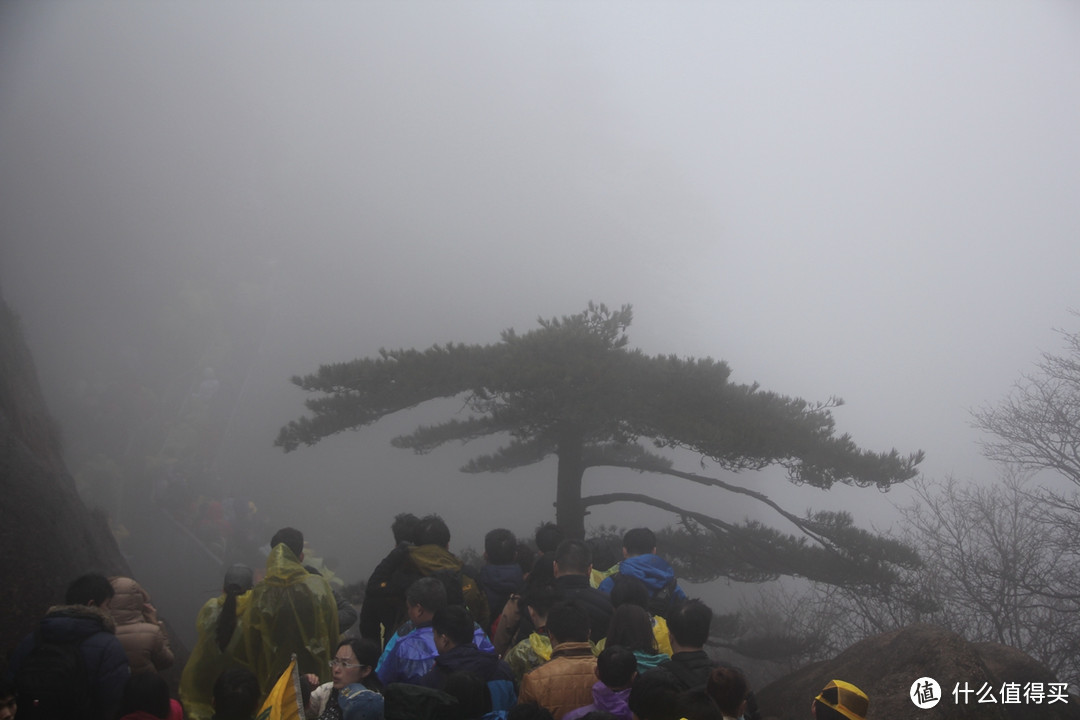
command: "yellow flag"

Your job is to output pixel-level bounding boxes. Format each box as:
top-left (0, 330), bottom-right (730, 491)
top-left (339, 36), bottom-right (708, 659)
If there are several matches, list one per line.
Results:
top-left (255, 655), bottom-right (303, 720)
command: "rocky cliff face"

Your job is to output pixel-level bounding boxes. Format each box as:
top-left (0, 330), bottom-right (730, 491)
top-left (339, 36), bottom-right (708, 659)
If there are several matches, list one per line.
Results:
top-left (0, 294), bottom-right (131, 660)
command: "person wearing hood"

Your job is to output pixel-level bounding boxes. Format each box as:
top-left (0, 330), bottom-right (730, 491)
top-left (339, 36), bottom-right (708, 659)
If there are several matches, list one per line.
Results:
top-left (406, 514), bottom-right (490, 632)
top-left (415, 605), bottom-right (516, 713)
top-left (180, 564), bottom-right (255, 720)
top-left (7, 573), bottom-right (131, 720)
top-left (376, 578), bottom-right (495, 685)
top-left (563, 645), bottom-right (637, 720)
top-left (108, 576), bottom-right (175, 674)
top-left (243, 527), bottom-right (340, 697)
top-left (596, 529), bottom-right (685, 617)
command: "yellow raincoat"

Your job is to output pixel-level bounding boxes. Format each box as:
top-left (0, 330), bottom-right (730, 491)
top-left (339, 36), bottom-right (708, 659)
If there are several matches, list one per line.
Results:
top-left (593, 614), bottom-right (673, 656)
top-left (504, 631), bottom-right (553, 683)
top-left (589, 564), bottom-right (619, 589)
top-left (243, 544), bottom-right (340, 697)
top-left (179, 591), bottom-right (252, 720)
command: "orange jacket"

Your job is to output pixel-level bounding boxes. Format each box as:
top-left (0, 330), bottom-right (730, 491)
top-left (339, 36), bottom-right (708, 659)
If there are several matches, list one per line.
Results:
top-left (518, 641), bottom-right (597, 719)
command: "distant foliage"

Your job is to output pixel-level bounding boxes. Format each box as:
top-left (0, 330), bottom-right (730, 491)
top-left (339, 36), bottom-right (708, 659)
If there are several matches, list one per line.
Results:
top-left (749, 474), bottom-right (1080, 684)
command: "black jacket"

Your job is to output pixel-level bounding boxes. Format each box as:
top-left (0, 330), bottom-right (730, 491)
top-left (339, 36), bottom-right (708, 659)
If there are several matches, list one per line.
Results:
top-left (656, 650), bottom-right (716, 690)
top-left (417, 644), bottom-right (514, 687)
top-left (416, 645), bottom-right (517, 713)
top-left (8, 605), bottom-right (131, 720)
top-left (555, 574), bottom-right (613, 642)
top-left (359, 543), bottom-right (418, 643)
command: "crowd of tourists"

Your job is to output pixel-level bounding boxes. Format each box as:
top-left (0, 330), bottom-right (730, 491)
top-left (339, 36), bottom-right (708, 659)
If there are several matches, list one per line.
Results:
top-left (1, 514), bottom-right (870, 720)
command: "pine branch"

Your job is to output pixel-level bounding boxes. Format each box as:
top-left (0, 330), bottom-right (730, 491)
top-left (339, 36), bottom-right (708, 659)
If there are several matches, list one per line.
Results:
top-left (461, 436), bottom-right (557, 473)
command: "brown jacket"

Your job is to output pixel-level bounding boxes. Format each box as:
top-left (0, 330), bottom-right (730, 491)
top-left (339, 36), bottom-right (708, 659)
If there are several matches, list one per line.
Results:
top-left (493, 594), bottom-right (521, 657)
top-left (518, 641), bottom-right (596, 719)
top-left (109, 577), bottom-right (174, 674)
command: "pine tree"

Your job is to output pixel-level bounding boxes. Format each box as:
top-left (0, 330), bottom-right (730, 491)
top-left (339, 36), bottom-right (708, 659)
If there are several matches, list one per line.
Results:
top-left (277, 302), bottom-right (923, 587)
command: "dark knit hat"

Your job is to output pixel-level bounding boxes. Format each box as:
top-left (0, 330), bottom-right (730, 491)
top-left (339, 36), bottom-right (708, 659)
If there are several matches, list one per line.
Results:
top-left (223, 563), bottom-right (254, 593)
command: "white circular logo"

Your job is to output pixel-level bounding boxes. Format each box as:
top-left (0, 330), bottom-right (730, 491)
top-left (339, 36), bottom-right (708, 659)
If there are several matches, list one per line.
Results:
top-left (910, 677), bottom-right (941, 709)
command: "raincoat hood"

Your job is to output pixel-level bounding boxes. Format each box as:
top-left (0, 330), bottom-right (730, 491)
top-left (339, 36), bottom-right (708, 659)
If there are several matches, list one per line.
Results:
top-left (109, 577), bottom-right (151, 625)
top-left (264, 543), bottom-right (312, 584)
top-left (616, 554), bottom-right (678, 593)
top-left (528, 632), bottom-right (553, 662)
top-left (244, 542), bottom-right (340, 693)
top-left (563, 682), bottom-right (633, 720)
top-left (590, 682), bottom-right (632, 716)
top-left (408, 544), bottom-right (462, 575)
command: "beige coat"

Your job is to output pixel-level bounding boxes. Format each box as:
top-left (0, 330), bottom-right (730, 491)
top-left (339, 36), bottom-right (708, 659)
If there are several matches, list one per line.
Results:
top-left (109, 577), bottom-right (174, 674)
top-left (493, 594), bottom-right (522, 657)
top-left (517, 641), bottom-right (597, 719)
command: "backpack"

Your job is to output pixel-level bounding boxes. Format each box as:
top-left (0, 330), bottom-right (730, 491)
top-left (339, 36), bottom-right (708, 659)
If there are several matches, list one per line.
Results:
top-left (647, 576), bottom-right (679, 619)
top-left (383, 682), bottom-right (463, 720)
top-left (430, 568), bottom-right (466, 606)
top-left (430, 568), bottom-right (490, 630)
top-left (15, 631), bottom-right (92, 719)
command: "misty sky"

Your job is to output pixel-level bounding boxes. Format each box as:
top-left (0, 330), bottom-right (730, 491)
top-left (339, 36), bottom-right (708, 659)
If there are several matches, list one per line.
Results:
top-left (2, 1), bottom-right (1079, 583)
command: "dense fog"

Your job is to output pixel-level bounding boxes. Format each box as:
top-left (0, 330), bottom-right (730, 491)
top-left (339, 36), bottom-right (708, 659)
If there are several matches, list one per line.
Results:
top-left (2, 1), bottom-right (1079, 612)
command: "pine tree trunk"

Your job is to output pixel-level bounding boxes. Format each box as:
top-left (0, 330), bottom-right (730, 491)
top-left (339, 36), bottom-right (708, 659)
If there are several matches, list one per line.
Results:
top-left (555, 427), bottom-right (586, 539)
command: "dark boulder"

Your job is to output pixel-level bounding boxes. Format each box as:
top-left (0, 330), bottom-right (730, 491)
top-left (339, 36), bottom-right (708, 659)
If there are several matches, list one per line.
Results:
top-left (755, 623), bottom-right (1080, 720)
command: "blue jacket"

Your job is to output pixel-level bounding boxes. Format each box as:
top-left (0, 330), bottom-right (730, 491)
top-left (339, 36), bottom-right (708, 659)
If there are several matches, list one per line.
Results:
top-left (416, 644), bottom-right (517, 712)
top-left (338, 683), bottom-right (385, 720)
top-left (375, 621), bottom-right (494, 685)
top-left (8, 605), bottom-right (131, 720)
top-left (597, 555), bottom-right (687, 603)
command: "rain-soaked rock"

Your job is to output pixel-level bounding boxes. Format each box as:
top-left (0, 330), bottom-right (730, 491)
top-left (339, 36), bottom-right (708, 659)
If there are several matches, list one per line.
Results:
top-left (0, 295), bottom-right (191, 692)
top-left (755, 623), bottom-right (1080, 720)
top-left (0, 296), bottom-right (130, 656)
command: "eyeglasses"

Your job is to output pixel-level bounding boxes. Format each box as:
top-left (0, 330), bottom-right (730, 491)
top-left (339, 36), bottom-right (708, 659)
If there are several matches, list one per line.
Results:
top-left (330, 658), bottom-right (364, 670)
